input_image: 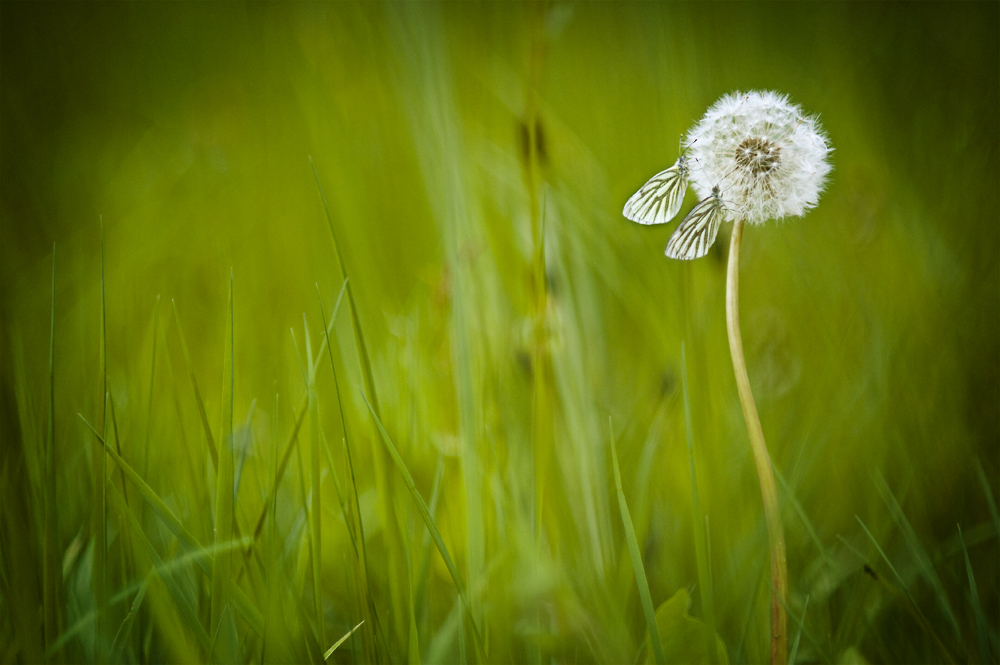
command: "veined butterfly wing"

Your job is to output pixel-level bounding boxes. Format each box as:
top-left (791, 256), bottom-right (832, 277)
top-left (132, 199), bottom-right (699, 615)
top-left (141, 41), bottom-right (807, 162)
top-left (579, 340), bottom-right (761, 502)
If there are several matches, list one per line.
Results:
top-left (664, 187), bottom-right (725, 260)
top-left (623, 157), bottom-right (688, 225)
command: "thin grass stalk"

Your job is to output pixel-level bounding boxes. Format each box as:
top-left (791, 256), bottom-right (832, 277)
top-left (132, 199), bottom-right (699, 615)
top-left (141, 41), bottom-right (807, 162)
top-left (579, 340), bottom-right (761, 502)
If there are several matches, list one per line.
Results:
top-left (42, 245), bottom-right (60, 659)
top-left (309, 160), bottom-right (408, 648)
top-left (363, 397), bottom-right (485, 661)
top-left (406, 551), bottom-right (421, 665)
top-left (319, 429), bottom-right (355, 556)
top-left (232, 407), bottom-right (268, 604)
top-left (92, 218), bottom-right (109, 661)
top-left (972, 457), bottom-right (999, 532)
top-left (251, 402), bottom-right (307, 544)
top-left (787, 595), bottom-right (808, 665)
top-left (101, 390), bottom-right (109, 660)
top-left (772, 466), bottom-right (832, 565)
top-left (77, 414), bottom-right (264, 653)
top-left (84, 459), bottom-right (261, 645)
top-left (309, 160), bottom-right (380, 417)
top-left (171, 299), bottom-right (220, 470)
top-left (609, 418), bottom-right (665, 665)
top-left (77, 416), bottom-right (211, 576)
top-left (142, 296), bottom-right (161, 508)
top-left (108, 388), bottom-right (131, 511)
top-left (872, 470), bottom-right (963, 648)
top-left (301, 315), bottom-right (329, 649)
top-left (854, 517), bottom-right (956, 663)
top-left (317, 285), bottom-right (380, 662)
top-left (109, 575), bottom-right (150, 661)
top-left (137, 295), bottom-right (160, 655)
top-left (958, 524), bottom-right (990, 664)
top-left (262, 391), bottom-right (278, 663)
top-left (209, 272), bottom-right (235, 660)
top-left (725, 219), bottom-right (787, 665)
top-left (681, 342), bottom-right (718, 663)
top-left (325, 621), bottom-right (365, 660)
top-left (175, 297), bottom-right (258, 595)
top-left (300, 315), bottom-right (324, 642)
top-left (308, 373), bottom-right (326, 647)
top-left (105, 483), bottom-right (213, 652)
top-left (413, 455), bottom-right (444, 636)
top-left (107, 394), bottom-right (140, 657)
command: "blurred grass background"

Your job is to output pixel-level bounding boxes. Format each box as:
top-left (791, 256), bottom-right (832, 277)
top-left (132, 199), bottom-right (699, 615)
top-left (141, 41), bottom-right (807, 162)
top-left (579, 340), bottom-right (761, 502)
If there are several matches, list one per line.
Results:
top-left (2, 2), bottom-right (997, 663)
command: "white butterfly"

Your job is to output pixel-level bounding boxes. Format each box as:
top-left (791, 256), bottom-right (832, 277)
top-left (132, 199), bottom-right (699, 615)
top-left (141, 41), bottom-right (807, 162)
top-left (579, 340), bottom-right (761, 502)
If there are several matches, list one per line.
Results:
top-left (664, 185), bottom-right (725, 260)
top-left (622, 155), bottom-right (689, 225)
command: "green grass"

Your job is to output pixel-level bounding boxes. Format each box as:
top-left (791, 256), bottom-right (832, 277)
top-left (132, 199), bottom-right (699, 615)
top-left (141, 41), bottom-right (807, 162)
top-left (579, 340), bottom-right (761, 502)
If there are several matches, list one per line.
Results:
top-left (1, 3), bottom-right (998, 664)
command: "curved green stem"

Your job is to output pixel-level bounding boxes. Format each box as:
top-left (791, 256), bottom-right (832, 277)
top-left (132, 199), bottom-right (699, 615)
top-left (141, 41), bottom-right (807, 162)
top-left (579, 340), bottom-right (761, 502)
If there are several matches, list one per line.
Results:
top-left (726, 219), bottom-right (788, 665)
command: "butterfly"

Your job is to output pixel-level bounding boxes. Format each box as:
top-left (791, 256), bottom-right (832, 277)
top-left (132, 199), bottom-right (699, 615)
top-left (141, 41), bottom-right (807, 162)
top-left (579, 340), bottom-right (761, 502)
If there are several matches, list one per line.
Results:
top-left (664, 185), bottom-right (726, 260)
top-left (622, 155), bottom-right (689, 226)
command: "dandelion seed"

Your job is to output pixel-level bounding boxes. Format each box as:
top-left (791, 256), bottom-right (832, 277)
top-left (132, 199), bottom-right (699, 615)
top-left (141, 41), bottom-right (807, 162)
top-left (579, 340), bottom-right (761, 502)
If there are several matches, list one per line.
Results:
top-left (686, 90), bottom-right (831, 226)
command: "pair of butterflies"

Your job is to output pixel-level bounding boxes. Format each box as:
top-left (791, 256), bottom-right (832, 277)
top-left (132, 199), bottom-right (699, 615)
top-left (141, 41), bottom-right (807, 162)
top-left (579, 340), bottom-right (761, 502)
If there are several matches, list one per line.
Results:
top-left (623, 155), bottom-right (725, 260)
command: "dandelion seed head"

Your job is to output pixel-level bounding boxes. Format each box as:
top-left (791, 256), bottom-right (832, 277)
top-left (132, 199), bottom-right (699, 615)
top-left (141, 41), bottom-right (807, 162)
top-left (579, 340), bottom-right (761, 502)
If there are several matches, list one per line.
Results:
top-left (685, 90), bottom-right (832, 225)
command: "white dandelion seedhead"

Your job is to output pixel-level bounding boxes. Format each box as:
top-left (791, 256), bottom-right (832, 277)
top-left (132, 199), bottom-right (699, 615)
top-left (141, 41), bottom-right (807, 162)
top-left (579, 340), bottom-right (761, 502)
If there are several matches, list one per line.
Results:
top-left (685, 90), bottom-right (831, 225)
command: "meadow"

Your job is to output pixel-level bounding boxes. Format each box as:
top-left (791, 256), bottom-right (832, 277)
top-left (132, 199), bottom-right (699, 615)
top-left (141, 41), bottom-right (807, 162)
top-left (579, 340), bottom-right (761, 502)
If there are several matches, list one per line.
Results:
top-left (1, 3), bottom-right (997, 663)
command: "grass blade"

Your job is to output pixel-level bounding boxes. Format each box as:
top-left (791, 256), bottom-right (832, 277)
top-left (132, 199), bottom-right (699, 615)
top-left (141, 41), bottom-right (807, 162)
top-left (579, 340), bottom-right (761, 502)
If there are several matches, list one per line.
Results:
top-left (958, 524), bottom-right (990, 665)
top-left (318, 282), bottom-right (383, 662)
top-left (209, 604), bottom-right (239, 665)
top-left (171, 299), bottom-right (220, 470)
top-left (301, 311), bottom-right (327, 648)
top-left (227, 580), bottom-right (265, 638)
top-left (313, 161), bottom-right (410, 647)
top-left (324, 621), bottom-right (364, 660)
top-left (854, 516), bottom-right (913, 604)
top-left (363, 395), bottom-right (484, 659)
top-left (309, 159), bottom-right (380, 414)
top-left (319, 428), bottom-right (357, 556)
top-left (972, 457), bottom-right (999, 534)
top-left (413, 454), bottom-right (445, 627)
top-left (42, 244), bottom-right (60, 655)
top-left (232, 399), bottom-right (256, 504)
top-left (78, 414), bottom-right (211, 578)
top-left (44, 520), bottom-right (249, 663)
top-left (96, 217), bottom-right (109, 660)
top-left (308, 379), bottom-right (326, 647)
top-left (262, 391), bottom-right (282, 663)
top-left (872, 472), bottom-right (962, 648)
top-left (853, 518), bottom-right (955, 664)
top-left (787, 595), bottom-right (807, 665)
top-left (250, 282), bottom-right (346, 550)
top-left (110, 574), bottom-right (151, 662)
top-left (142, 295), bottom-right (161, 496)
top-left (251, 401), bottom-right (307, 543)
top-left (210, 271), bottom-right (236, 660)
top-left (773, 465), bottom-right (832, 564)
top-left (609, 417), bottom-right (665, 665)
top-left (680, 342), bottom-right (718, 663)
top-left (106, 482), bottom-right (212, 652)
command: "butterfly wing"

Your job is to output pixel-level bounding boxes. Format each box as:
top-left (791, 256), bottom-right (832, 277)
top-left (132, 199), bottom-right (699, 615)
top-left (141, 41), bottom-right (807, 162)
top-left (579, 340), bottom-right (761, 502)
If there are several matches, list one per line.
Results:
top-left (664, 195), bottom-right (724, 260)
top-left (623, 159), bottom-right (688, 225)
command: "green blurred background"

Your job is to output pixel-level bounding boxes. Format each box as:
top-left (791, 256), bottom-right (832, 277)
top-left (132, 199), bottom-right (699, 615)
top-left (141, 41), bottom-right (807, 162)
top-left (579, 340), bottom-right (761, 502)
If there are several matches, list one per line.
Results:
top-left (2, 2), bottom-right (997, 664)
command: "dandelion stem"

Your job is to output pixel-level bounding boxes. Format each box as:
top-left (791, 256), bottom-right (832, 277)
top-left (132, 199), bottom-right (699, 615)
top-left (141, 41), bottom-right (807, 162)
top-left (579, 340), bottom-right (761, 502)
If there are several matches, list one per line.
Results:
top-left (726, 219), bottom-right (788, 665)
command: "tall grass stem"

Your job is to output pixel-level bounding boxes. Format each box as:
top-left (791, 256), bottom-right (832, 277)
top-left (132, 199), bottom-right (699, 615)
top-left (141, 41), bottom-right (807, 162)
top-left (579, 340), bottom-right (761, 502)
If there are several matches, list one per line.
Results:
top-left (43, 245), bottom-right (60, 658)
top-left (681, 342), bottom-right (718, 662)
